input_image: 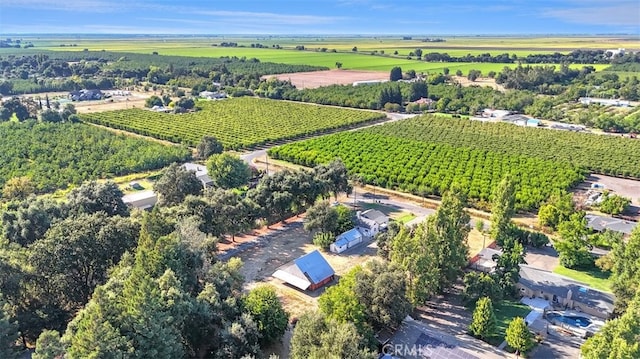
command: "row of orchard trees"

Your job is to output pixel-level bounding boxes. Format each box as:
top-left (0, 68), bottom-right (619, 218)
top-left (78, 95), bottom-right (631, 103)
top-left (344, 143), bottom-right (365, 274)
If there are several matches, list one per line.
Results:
top-left (269, 131), bottom-right (584, 211)
top-left (0, 121), bottom-right (190, 195)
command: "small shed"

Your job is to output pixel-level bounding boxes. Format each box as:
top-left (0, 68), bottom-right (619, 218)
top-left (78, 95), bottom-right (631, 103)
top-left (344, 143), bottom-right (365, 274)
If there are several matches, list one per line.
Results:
top-left (273, 250), bottom-right (335, 291)
top-left (526, 119), bottom-right (541, 127)
top-left (330, 228), bottom-right (363, 253)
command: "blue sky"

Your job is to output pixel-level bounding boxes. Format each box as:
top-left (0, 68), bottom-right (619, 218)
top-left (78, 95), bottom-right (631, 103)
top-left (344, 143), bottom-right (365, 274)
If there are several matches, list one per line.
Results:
top-left (0, 0), bottom-right (638, 35)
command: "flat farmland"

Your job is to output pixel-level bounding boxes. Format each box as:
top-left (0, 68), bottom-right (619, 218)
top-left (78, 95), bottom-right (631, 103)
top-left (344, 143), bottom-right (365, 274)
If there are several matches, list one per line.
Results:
top-left (29, 36), bottom-right (611, 74)
top-left (79, 97), bottom-right (385, 149)
top-left (28, 35), bottom-right (640, 53)
top-left (262, 69), bottom-right (389, 89)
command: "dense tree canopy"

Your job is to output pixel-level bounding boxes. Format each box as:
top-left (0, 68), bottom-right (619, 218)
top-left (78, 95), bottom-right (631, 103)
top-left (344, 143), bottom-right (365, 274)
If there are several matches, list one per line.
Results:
top-left (0, 121), bottom-right (190, 193)
top-left (469, 297), bottom-right (497, 340)
top-left (610, 225), bottom-right (640, 315)
top-left (206, 153), bottom-right (251, 189)
top-left (290, 311), bottom-right (376, 359)
top-left (505, 317), bottom-right (534, 354)
top-left (195, 136), bottom-right (224, 160)
top-left (66, 180), bottom-right (129, 217)
top-left (243, 285), bottom-right (288, 346)
top-left (390, 187), bottom-right (471, 304)
top-left (154, 163), bottom-right (203, 206)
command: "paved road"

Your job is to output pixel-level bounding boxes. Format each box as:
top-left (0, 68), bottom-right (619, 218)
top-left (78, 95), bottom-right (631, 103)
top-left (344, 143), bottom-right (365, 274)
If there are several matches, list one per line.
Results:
top-left (345, 189), bottom-right (487, 230)
top-left (240, 112), bottom-right (418, 174)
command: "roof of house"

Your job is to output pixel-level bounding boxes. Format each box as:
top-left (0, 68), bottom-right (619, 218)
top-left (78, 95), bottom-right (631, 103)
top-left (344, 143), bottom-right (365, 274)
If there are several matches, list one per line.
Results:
top-left (273, 265), bottom-right (311, 290)
top-left (183, 162), bottom-right (208, 177)
top-left (519, 265), bottom-right (615, 314)
top-left (389, 318), bottom-right (483, 359)
top-left (273, 250), bottom-right (335, 290)
top-left (503, 114), bottom-right (530, 123)
top-left (585, 214), bottom-right (637, 235)
top-left (473, 247), bottom-right (502, 271)
top-left (122, 190), bottom-right (157, 203)
top-left (360, 209), bottom-right (388, 225)
top-left (336, 228), bottom-right (363, 243)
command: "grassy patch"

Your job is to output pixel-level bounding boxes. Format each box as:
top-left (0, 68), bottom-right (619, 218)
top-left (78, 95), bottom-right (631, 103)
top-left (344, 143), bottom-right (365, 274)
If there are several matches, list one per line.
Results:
top-left (476, 300), bottom-right (532, 346)
top-left (552, 266), bottom-right (612, 293)
top-left (393, 212), bottom-right (416, 224)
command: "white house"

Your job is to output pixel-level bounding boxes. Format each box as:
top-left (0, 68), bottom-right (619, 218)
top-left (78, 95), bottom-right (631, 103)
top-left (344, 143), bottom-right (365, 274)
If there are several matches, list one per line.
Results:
top-left (330, 228), bottom-right (364, 254)
top-left (482, 108), bottom-right (510, 119)
top-left (122, 190), bottom-right (157, 210)
top-left (357, 209), bottom-right (389, 237)
top-left (183, 163), bottom-right (214, 188)
top-left (605, 48), bottom-right (625, 57)
top-left (579, 97), bottom-right (631, 107)
top-left (199, 91), bottom-right (227, 100)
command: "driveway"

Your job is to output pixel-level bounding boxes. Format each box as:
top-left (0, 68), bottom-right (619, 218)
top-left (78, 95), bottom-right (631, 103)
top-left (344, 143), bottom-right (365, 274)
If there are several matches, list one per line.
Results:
top-left (525, 246), bottom-right (559, 272)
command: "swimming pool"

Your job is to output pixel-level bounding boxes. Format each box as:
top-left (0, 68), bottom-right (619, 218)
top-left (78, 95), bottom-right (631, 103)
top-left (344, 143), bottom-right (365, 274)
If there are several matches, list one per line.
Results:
top-left (546, 313), bottom-right (592, 328)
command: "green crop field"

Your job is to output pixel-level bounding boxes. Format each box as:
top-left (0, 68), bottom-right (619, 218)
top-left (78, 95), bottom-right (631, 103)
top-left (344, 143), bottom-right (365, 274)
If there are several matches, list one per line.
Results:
top-left (269, 116), bottom-right (589, 211)
top-left (20, 35), bottom-right (617, 74)
top-left (269, 115), bottom-right (640, 209)
top-left (0, 121), bottom-right (190, 192)
top-left (80, 97), bottom-right (385, 149)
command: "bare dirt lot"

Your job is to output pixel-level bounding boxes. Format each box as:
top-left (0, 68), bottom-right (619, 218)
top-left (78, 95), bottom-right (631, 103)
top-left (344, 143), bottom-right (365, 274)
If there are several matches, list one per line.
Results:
top-left (452, 76), bottom-right (507, 92)
top-left (232, 221), bottom-right (378, 316)
top-left (73, 93), bottom-right (150, 113)
top-left (262, 69), bottom-right (389, 89)
top-left (584, 174), bottom-right (640, 206)
top-left (19, 90), bottom-right (151, 113)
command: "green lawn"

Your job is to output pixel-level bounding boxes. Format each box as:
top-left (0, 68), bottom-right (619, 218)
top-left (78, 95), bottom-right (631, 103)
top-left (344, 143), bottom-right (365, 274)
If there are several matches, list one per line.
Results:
top-left (479, 300), bottom-right (532, 346)
top-left (393, 212), bottom-right (416, 224)
top-left (552, 266), bottom-right (613, 293)
top-left (357, 202), bottom-right (403, 217)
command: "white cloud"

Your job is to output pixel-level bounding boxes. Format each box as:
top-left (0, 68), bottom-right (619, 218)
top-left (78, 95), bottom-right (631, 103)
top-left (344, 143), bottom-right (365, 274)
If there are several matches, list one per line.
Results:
top-left (188, 10), bottom-right (348, 26)
top-left (2, 0), bottom-right (118, 12)
top-left (543, 3), bottom-right (640, 26)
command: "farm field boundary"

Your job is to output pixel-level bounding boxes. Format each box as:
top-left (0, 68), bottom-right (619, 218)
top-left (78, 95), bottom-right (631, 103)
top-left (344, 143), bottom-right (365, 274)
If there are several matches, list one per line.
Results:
top-left (79, 97), bottom-right (386, 150)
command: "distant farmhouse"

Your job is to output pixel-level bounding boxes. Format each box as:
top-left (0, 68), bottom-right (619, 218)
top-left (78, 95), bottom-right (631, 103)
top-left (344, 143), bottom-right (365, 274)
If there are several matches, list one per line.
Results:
top-left (353, 80), bottom-right (387, 86)
top-left (183, 163), bottom-right (214, 188)
top-left (605, 48), bottom-right (625, 58)
top-left (502, 114), bottom-right (541, 127)
top-left (272, 250), bottom-right (335, 291)
top-left (69, 89), bottom-right (103, 101)
top-left (482, 108), bottom-right (511, 119)
top-left (579, 97), bottom-right (631, 108)
top-left (199, 91), bottom-right (227, 100)
top-left (357, 209), bottom-right (389, 237)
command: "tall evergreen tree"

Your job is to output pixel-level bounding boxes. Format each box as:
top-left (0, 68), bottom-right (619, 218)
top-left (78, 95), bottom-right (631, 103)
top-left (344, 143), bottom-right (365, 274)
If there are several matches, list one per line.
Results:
top-left (610, 225), bottom-right (640, 315)
top-left (505, 317), bottom-right (534, 354)
top-left (490, 175), bottom-right (516, 245)
top-left (469, 297), bottom-right (497, 340)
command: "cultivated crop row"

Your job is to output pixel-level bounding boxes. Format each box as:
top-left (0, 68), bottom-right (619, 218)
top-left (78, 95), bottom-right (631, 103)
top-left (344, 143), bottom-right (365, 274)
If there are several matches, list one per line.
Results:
top-left (0, 121), bottom-right (190, 192)
top-left (80, 98), bottom-right (385, 149)
top-left (269, 131), bottom-right (585, 211)
top-left (366, 116), bottom-right (640, 178)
